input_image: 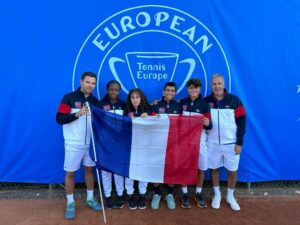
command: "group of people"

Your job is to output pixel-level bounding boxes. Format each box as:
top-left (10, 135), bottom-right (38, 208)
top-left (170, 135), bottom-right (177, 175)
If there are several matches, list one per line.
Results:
top-left (56, 71), bottom-right (246, 220)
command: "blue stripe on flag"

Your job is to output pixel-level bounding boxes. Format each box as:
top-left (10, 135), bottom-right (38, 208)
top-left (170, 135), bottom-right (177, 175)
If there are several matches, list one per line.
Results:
top-left (90, 106), bottom-right (132, 178)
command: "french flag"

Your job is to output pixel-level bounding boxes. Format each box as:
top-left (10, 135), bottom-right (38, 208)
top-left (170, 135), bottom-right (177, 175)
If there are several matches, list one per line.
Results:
top-left (90, 106), bottom-right (203, 185)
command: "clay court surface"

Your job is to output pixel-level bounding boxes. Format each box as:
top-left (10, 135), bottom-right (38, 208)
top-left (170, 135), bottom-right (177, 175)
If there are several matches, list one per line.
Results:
top-left (1, 197), bottom-right (299, 225)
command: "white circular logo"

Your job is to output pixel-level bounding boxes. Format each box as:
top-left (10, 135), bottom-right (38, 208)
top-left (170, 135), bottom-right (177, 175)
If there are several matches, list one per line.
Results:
top-left (73, 5), bottom-right (231, 100)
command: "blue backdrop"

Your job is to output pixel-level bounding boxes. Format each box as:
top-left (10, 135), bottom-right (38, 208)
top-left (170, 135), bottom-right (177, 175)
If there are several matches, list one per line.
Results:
top-left (1, 0), bottom-right (300, 183)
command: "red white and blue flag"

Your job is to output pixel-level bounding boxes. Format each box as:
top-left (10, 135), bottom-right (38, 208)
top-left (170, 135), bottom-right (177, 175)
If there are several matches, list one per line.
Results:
top-left (90, 106), bottom-right (203, 185)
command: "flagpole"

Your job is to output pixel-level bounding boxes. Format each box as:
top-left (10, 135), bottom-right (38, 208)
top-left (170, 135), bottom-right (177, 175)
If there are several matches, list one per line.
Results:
top-left (87, 103), bottom-right (107, 224)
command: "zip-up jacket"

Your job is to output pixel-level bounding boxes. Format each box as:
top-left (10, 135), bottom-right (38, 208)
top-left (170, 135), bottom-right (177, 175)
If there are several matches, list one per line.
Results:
top-left (180, 96), bottom-right (212, 141)
top-left (56, 88), bottom-right (98, 146)
top-left (153, 97), bottom-right (182, 115)
top-left (180, 96), bottom-right (212, 129)
top-left (98, 95), bottom-right (126, 115)
top-left (204, 90), bottom-right (246, 146)
top-left (125, 106), bottom-right (154, 117)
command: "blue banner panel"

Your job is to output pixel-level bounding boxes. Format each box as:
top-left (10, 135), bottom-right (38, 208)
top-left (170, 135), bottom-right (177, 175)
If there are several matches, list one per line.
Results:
top-left (1, 0), bottom-right (300, 183)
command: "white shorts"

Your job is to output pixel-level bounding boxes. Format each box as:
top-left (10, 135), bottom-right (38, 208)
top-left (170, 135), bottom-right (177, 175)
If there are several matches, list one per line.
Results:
top-left (64, 145), bottom-right (95, 172)
top-left (208, 143), bottom-right (240, 171)
top-left (198, 142), bottom-right (208, 171)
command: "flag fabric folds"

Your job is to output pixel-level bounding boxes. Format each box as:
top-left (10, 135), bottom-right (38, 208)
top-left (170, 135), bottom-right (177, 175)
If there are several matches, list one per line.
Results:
top-left (90, 106), bottom-right (203, 185)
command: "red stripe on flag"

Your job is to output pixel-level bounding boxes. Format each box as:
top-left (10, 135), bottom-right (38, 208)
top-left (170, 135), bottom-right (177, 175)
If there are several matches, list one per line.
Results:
top-left (163, 115), bottom-right (203, 185)
top-left (58, 103), bottom-right (71, 114)
top-left (234, 105), bottom-right (246, 118)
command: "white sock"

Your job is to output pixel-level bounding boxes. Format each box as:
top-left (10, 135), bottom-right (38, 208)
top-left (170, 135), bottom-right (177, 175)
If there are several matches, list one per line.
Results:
top-left (196, 187), bottom-right (202, 194)
top-left (227, 188), bottom-right (234, 199)
top-left (213, 186), bottom-right (221, 196)
top-left (67, 194), bottom-right (74, 204)
top-left (181, 186), bottom-right (188, 194)
top-left (87, 189), bottom-right (94, 200)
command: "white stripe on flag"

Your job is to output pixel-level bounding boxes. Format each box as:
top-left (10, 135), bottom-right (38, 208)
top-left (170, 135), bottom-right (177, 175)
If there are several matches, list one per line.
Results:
top-left (129, 115), bottom-right (170, 183)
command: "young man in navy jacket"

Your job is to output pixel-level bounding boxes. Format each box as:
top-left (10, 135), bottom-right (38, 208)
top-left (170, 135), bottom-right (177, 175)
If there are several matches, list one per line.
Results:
top-left (180, 78), bottom-right (212, 209)
top-left (151, 82), bottom-right (182, 210)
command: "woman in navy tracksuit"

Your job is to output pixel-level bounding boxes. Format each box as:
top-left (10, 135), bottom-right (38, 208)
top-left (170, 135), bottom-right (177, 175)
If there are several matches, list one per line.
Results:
top-left (124, 88), bottom-right (154, 210)
top-left (98, 80), bottom-right (126, 209)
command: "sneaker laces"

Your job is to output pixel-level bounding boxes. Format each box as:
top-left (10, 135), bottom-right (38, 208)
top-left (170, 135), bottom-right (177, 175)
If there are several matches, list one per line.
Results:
top-left (87, 197), bottom-right (98, 206)
top-left (66, 202), bottom-right (75, 209)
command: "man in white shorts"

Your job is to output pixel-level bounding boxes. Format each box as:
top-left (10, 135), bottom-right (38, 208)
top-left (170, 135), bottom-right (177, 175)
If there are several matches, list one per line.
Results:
top-left (204, 74), bottom-right (246, 211)
top-left (56, 72), bottom-right (102, 219)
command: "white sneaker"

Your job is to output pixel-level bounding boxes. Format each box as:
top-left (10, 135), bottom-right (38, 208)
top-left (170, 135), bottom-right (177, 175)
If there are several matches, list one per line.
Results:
top-left (226, 197), bottom-right (240, 211)
top-left (211, 195), bottom-right (221, 209)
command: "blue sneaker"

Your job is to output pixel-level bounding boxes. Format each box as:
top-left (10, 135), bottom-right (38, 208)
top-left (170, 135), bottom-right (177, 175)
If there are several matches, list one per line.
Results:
top-left (85, 197), bottom-right (102, 211)
top-left (165, 194), bottom-right (176, 209)
top-left (65, 202), bottom-right (75, 220)
top-left (151, 194), bottom-right (161, 209)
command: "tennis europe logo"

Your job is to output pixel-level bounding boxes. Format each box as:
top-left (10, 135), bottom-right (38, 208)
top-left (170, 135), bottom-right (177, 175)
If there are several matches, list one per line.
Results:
top-left (72, 5), bottom-right (231, 100)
